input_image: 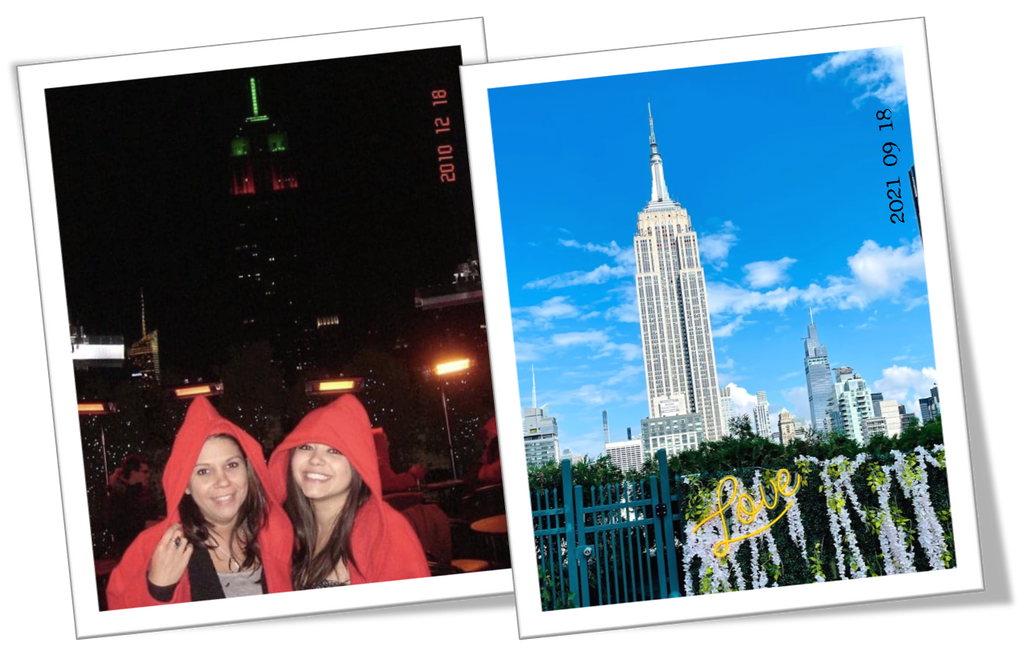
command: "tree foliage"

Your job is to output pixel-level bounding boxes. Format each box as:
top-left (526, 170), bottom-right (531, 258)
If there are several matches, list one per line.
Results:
top-left (529, 416), bottom-right (945, 492)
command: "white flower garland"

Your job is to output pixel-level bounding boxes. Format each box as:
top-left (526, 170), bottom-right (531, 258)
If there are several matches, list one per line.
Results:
top-left (682, 478), bottom-right (733, 595)
top-left (785, 490), bottom-right (810, 562)
top-left (747, 470), bottom-right (784, 588)
top-left (873, 464), bottom-right (917, 575)
top-left (819, 455), bottom-right (869, 579)
top-left (676, 445), bottom-right (948, 595)
top-left (893, 448), bottom-right (948, 570)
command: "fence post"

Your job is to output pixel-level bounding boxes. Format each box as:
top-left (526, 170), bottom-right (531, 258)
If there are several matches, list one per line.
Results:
top-left (561, 457), bottom-right (581, 607)
top-left (648, 466), bottom-right (669, 600)
top-left (656, 448), bottom-right (681, 598)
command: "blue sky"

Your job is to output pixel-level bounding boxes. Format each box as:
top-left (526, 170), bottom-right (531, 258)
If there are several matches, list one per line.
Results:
top-left (488, 47), bottom-right (937, 461)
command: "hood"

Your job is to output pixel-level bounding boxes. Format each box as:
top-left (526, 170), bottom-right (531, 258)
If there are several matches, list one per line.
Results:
top-left (268, 394), bottom-right (383, 505)
top-left (106, 396), bottom-right (295, 607)
top-left (268, 394), bottom-right (432, 584)
top-left (162, 396), bottom-right (278, 521)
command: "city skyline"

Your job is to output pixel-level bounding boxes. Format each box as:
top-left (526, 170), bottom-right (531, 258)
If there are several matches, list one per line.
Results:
top-left (47, 46), bottom-right (479, 381)
top-left (490, 48), bottom-right (937, 461)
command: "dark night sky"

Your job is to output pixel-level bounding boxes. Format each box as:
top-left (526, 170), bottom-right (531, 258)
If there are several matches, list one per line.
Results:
top-left (47, 46), bottom-right (477, 377)
top-left (25, 10), bottom-right (991, 647)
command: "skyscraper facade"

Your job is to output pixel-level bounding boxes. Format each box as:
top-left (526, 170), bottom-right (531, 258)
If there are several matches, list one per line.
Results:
top-left (778, 408), bottom-right (797, 445)
top-left (523, 367), bottom-right (558, 467)
top-left (754, 390), bottom-right (771, 438)
top-left (640, 413), bottom-right (704, 458)
top-left (719, 385), bottom-right (734, 437)
top-left (920, 385), bottom-right (940, 423)
top-left (633, 106), bottom-right (725, 442)
top-left (877, 399), bottom-right (903, 437)
top-left (605, 439), bottom-right (645, 473)
top-left (804, 310), bottom-right (836, 432)
top-left (128, 291), bottom-right (160, 385)
top-left (830, 366), bottom-right (874, 446)
top-left (523, 406), bottom-right (559, 467)
top-left (228, 76), bottom-right (303, 369)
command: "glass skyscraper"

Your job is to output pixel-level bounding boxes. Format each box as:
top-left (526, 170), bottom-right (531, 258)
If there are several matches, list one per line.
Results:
top-left (804, 310), bottom-right (836, 432)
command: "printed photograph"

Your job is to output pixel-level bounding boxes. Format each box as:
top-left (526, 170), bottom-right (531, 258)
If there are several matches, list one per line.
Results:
top-left (20, 20), bottom-right (510, 638)
top-left (461, 19), bottom-right (981, 637)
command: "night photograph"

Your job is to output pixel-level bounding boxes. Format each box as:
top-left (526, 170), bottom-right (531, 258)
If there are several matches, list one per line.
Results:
top-left (45, 43), bottom-right (507, 611)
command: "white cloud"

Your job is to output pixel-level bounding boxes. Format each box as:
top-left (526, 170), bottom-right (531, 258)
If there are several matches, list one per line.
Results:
top-left (614, 343), bottom-right (643, 361)
top-left (812, 47), bottom-right (907, 107)
top-left (903, 294), bottom-right (930, 311)
top-left (605, 364), bottom-right (644, 386)
top-left (698, 220), bottom-right (738, 270)
top-left (551, 330), bottom-right (607, 347)
top-left (712, 314), bottom-right (751, 338)
top-left (706, 237), bottom-right (925, 316)
top-left (514, 340), bottom-right (543, 362)
top-left (743, 257), bottom-right (797, 289)
top-left (726, 383), bottom-right (759, 422)
top-left (550, 329), bottom-right (642, 361)
top-left (604, 283), bottom-right (640, 323)
top-left (559, 238), bottom-right (635, 268)
top-left (781, 386), bottom-right (810, 422)
top-left (843, 238), bottom-right (925, 307)
top-left (513, 295), bottom-right (581, 328)
top-left (525, 237), bottom-right (636, 289)
top-left (562, 384), bottom-right (624, 407)
top-left (524, 264), bottom-right (633, 289)
top-left (706, 283), bottom-right (806, 316)
top-left (872, 365), bottom-right (939, 417)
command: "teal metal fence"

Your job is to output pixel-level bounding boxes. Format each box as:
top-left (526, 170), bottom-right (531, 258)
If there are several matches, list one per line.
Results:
top-left (532, 449), bottom-right (682, 609)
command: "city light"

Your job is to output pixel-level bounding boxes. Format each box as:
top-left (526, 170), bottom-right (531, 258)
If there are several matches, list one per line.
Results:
top-left (305, 377), bottom-right (364, 396)
top-left (171, 382), bottom-right (224, 399)
top-left (436, 359), bottom-right (471, 376)
top-left (77, 401), bottom-right (116, 484)
top-left (78, 402), bottom-right (114, 414)
top-left (434, 356), bottom-right (472, 478)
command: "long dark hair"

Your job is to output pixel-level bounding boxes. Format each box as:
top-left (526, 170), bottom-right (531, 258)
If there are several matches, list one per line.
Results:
top-left (178, 434), bottom-right (269, 571)
top-left (285, 450), bottom-right (372, 590)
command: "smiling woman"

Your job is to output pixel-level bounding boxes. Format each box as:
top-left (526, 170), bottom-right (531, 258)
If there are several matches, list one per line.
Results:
top-left (106, 398), bottom-right (294, 608)
top-left (269, 395), bottom-right (430, 589)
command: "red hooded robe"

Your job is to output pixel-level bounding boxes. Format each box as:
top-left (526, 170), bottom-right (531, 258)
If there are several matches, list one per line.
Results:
top-left (269, 395), bottom-right (430, 585)
top-left (106, 397), bottom-right (293, 609)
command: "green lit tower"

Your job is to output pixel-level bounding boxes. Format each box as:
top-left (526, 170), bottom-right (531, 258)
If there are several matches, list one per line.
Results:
top-left (229, 76), bottom-right (302, 361)
top-left (230, 77), bottom-right (299, 197)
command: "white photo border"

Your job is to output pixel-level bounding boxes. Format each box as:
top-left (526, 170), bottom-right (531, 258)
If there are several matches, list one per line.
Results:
top-left (461, 17), bottom-right (983, 639)
top-left (19, 17), bottom-right (513, 639)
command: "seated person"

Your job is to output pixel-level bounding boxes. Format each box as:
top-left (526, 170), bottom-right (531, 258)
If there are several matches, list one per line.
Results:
top-left (466, 416), bottom-right (501, 487)
top-left (373, 427), bottom-right (426, 493)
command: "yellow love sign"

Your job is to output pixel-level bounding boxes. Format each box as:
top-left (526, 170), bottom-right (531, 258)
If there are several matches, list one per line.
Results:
top-left (692, 469), bottom-right (801, 558)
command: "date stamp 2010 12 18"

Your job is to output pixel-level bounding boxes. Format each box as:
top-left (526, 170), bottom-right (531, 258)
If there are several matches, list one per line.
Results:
top-left (432, 88), bottom-right (457, 183)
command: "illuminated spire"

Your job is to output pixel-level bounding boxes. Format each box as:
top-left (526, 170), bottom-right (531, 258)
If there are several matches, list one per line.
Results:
top-left (246, 77), bottom-right (269, 123)
top-left (532, 364), bottom-right (537, 409)
top-left (140, 289), bottom-right (147, 337)
top-left (647, 102), bottom-right (672, 206)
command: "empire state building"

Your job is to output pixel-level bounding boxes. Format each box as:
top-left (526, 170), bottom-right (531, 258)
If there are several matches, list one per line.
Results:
top-left (634, 106), bottom-right (725, 443)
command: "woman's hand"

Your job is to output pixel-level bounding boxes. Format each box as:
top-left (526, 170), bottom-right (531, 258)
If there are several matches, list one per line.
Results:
top-left (147, 523), bottom-right (193, 588)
